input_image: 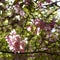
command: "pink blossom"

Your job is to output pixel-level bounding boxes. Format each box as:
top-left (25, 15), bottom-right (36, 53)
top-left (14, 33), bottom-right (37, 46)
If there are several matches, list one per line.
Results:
top-left (10, 29), bottom-right (16, 35)
top-left (46, 0), bottom-right (51, 3)
top-left (20, 10), bottom-right (25, 17)
top-left (23, 0), bottom-right (31, 5)
top-left (36, 27), bottom-right (40, 35)
top-left (13, 4), bottom-right (20, 13)
top-left (27, 25), bottom-right (32, 31)
top-left (5, 29), bottom-right (28, 53)
top-left (33, 18), bottom-right (45, 29)
top-left (45, 24), bottom-right (51, 31)
top-left (38, 2), bottom-right (43, 8)
top-left (33, 18), bottom-right (41, 26)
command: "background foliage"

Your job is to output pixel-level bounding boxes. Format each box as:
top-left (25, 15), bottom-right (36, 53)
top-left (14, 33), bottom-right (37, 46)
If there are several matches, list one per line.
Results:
top-left (0, 0), bottom-right (60, 60)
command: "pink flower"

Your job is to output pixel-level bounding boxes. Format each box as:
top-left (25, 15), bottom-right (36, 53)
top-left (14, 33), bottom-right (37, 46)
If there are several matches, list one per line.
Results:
top-left (5, 29), bottom-right (28, 53)
top-left (33, 18), bottom-right (41, 26)
top-left (45, 24), bottom-right (51, 31)
top-left (10, 29), bottom-right (16, 35)
top-left (49, 20), bottom-right (55, 28)
top-left (46, 0), bottom-right (51, 3)
top-left (13, 4), bottom-right (20, 13)
top-left (27, 25), bottom-right (32, 31)
top-left (20, 10), bottom-right (25, 17)
top-left (33, 18), bottom-right (45, 29)
top-left (23, 0), bottom-right (31, 5)
top-left (38, 2), bottom-right (43, 8)
top-left (36, 27), bottom-right (40, 35)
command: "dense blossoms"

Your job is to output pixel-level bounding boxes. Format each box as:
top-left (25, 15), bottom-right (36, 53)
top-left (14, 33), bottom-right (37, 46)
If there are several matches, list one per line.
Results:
top-left (26, 18), bottom-right (56, 35)
top-left (34, 18), bottom-right (55, 30)
top-left (5, 29), bottom-right (28, 53)
top-left (32, 18), bottom-right (56, 35)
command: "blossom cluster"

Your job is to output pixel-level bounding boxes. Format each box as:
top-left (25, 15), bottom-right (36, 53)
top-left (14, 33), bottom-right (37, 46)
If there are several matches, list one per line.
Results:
top-left (13, 4), bottom-right (25, 17)
top-left (33, 18), bottom-right (55, 31)
top-left (5, 29), bottom-right (28, 53)
top-left (27, 18), bottom-right (56, 35)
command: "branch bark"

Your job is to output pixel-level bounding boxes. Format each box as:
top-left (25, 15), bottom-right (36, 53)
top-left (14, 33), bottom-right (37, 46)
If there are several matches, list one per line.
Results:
top-left (0, 50), bottom-right (60, 56)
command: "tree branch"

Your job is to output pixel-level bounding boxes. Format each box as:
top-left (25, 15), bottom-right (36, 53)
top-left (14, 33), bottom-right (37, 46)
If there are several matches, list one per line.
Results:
top-left (0, 50), bottom-right (60, 56)
top-left (44, 1), bottom-right (60, 7)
